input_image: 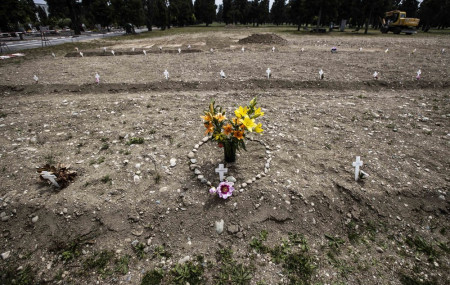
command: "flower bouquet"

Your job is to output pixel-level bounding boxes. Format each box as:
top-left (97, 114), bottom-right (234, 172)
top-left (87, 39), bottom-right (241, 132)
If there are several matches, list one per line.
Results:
top-left (201, 97), bottom-right (264, 163)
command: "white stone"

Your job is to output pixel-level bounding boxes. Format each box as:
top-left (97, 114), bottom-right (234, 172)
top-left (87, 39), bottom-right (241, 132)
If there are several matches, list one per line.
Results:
top-left (170, 158), bottom-right (177, 167)
top-left (194, 169), bottom-right (201, 175)
top-left (215, 219), bottom-right (224, 234)
top-left (1, 251), bottom-right (10, 260)
top-left (226, 176), bottom-right (236, 183)
top-left (133, 175), bottom-right (140, 184)
top-left (159, 187), bottom-right (168, 192)
top-left (178, 256), bottom-right (190, 264)
top-left (187, 152), bottom-right (195, 159)
top-left (32, 216), bottom-right (39, 223)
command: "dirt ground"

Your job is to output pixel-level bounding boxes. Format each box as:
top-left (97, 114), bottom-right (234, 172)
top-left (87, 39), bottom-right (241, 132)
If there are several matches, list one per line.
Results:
top-left (0, 30), bottom-right (449, 285)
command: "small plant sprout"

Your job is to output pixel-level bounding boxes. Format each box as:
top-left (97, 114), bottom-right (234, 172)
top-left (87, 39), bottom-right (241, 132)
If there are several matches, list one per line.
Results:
top-left (385, 48), bottom-right (389, 53)
top-left (373, 71), bottom-right (378, 80)
top-left (319, 69), bottom-right (324, 80)
top-left (111, 50), bottom-right (115, 56)
top-left (163, 69), bottom-right (169, 80)
top-left (220, 70), bottom-right (226, 79)
top-left (416, 69), bottom-right (421, 80)
top-left (79, 51), bottom-right (83, 57)
top-left (33, 75), bottom-right (39, 83)
top-left (266, 68), bottom-right (271, 79)
top-left (241, 46), bottom-right (245, 52)
top-left (51, 52), bottom-right (55, 58)
top-left (178, 48), bottom-right (181, 54)
top-left (143, 50), bottom-right (146, 56)
top-left (272, 46), bottom-right (275, 52)
top-left (95, 73), bottom-right (100, 84)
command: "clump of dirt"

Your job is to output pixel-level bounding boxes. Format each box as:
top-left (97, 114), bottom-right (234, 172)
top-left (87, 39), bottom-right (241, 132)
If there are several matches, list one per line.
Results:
top-left (238, 33), bottom-right (288, 45)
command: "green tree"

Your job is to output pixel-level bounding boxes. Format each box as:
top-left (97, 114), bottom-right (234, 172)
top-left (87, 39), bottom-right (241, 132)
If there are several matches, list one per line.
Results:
top-left (111, 0), bottom-right (145, 28)
top-left (0, 0), bottom-right (37, 32)
top-left (270, 0), bottom-right (286, 25)
top-left (216, 4), bottom-right (223, 22)
top-left (222, 0), bottom-right (232, 24)
top-left (194, 0), bottom-right (217, 26)
top-left (169, 0), bottom-right (194, 26)
top-left (154, 0), bottom-right (168, 29)
top-left (399, 0), bottom-right (419, 17)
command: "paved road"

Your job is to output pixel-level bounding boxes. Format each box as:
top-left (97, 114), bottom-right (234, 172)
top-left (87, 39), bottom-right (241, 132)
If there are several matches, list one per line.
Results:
top-left (2, 29), bottom-right (147, 53)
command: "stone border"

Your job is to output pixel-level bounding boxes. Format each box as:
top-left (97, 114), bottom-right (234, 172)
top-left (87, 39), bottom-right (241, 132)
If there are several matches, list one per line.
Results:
top-left (187, 137), bottom-right (271, 192)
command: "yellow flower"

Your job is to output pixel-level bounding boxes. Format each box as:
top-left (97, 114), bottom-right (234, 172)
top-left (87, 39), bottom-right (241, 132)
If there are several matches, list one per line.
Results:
top-left (233, 130), bottom-right (244, 140)
top-left (201, 113), bottom-right (213, 122)
top-left (253, 107), bottom-right (264, 118)
top-left (223, 124), bottom-right (233, 135)
top-left (255, 123), bottom-right (264, 133)
top-left (242, 115), bottom-right (257, 132)
top-left (214, 133), bottom-right (224, 141)
top-left (214, 113), bottom-right (226, 122)
top-left (232, 117), bottom-right (241, 125)
top-left (234, 106), bottom-right (248, 118)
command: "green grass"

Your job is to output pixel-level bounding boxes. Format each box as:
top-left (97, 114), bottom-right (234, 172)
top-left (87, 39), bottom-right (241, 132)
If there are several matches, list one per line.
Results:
top-left (115, 255), bottom-right (130, 275)
top-left (171, 258), bottom-right (204, 285)
top-left (126, 137), bottom-right (145, 145)
top-left (0, 264), bottom-right (36, 285)
top-left (83, 250), bottom-right (115, 277)
top-left (100, 175), bottom-right (112, 184)
top-left (141, 269), bottom-right (165, 285)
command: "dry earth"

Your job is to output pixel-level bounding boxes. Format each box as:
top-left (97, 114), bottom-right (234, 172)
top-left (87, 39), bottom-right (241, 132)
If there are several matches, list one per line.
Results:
top-left (0, 30), bottom-right (449, 285)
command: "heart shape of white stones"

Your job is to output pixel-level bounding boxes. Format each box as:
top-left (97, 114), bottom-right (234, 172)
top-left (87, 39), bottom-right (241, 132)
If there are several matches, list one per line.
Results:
top-left (187, 137), bottom-right (272, 192)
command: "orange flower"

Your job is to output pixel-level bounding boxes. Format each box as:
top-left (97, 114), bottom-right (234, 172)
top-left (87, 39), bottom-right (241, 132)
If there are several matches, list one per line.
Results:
top-left (214, 113), bottom-right (226, 122)
top-left (201, 114), bottom-right (213, 122)
top-left (233, 130), bottom-right (244, 140)
top-left (204, 122), bottom-right (214, 135)
top-left (223, 124), bottom-right (233, 135)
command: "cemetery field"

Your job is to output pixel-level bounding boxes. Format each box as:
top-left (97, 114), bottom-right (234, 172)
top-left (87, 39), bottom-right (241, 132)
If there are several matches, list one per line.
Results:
top-left (0, 29), bottom-right (449, 284)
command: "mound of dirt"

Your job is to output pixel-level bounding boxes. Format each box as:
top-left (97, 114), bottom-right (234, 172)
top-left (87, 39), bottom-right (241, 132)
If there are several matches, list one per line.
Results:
top-left (238, 33), bottom-right (288, 45)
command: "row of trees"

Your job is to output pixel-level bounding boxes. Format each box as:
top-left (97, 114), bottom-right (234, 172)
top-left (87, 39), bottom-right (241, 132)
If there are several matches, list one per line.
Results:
top-left (1, 0), bottom-right (449, 34)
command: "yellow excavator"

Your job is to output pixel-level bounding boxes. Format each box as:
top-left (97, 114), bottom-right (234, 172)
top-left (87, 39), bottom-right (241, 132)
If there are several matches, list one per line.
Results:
top-left (380, 10), bottom-right (420, 35)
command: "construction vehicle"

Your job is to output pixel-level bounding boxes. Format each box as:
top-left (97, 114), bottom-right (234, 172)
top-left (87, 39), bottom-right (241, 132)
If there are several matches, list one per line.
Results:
top-left (380, 10), bottom-right (420, 35)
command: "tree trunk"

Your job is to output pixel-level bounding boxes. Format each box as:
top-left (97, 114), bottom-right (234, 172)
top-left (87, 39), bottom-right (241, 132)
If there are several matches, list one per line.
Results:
top-left (316, 5), bottom-right (322, 31)
top-left (66, 0), bottom-right (81, 35)
top-left (364, 5), bottom-right (373, 34)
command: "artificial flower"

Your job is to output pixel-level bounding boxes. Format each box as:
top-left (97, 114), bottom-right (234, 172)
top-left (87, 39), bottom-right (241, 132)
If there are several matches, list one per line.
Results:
top-left (204, 122), bottom-right (214, 135)
top-left (242, 115), bottom-right (257, 131)
top-left (201, 113), bottom-right (213, 122)
top-left (233, 130), bottom-right (244, 140)
top-left (216, 182), bottom-right (234, 199)
top-left (253, 107), bottom-right (264, 118)
top-left (223, 124), bottom-right (233, 135)
top-left (234, 106), bottom-right (248, 118)
top-left (214, 113), bottom-right (226, 122)
top-left (255, 123), bottom-right (264, 133)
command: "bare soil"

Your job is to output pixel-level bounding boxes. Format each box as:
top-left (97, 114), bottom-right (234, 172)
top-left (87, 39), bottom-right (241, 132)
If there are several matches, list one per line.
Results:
top-left (0, 30), bottom-right (449, 285)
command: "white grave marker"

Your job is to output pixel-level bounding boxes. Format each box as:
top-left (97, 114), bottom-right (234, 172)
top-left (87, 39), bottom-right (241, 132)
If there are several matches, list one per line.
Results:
top-left (352, 156), bottom-right (363, 182)
top-left (359, 47), bottom-right (362, 51)
top-left (220, 70), bottom-right (226, 79)
top-left (301, 48), bottom-right (304, 52)
top-left (132, 47), bottom-right (135, 52)
top-left (41, 171), bottom-right (60, 187)
top-left (210, 48), bottom-right (214, 53)
top-left (188, 44), bottom-right (191, 49)
top-left (441, 48), bottom-right (445, 54)
top-left (373, 71), bottom-right (378, 80)
top-left (416, 69), bottom-right (421, 80)
top-left (143, 50), bottom-right (147, 56)
top-left (95, 72), bottom-right (100, 84)
top-left (103, 47), bottom-right (107, 52)
top-left (33, 75), bottom-right (38, 83)
top-left (272, 46), bottom-right (275, 52)
top-left (266, 68), bottom-right (271, 79)
top-left (385, 48), bottom-right (389, 53)
top-left (178, 48), bottom-right (181, 54)
top-left (79, 51), bottom-right (83, 57)
top-left (215, 164), bottom-right (228, 181)
top-left (163, 69), bottom-right (169, 80)
top-left (111, 50), bottom-right (115, 56)
top-left (241, 47), bottom-right (245, 52)
top-left (319, 69), bottom-right (324, 80)
top-left (52, 52), bottom-right (55, 58)
top-left (159, 46), bottom-right (162, 51)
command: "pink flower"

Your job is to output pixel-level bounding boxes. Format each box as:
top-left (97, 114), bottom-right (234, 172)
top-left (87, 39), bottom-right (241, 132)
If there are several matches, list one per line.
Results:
top-left (209, 187), bottom-right (217, 194)
top-left (217, 182), bottom-right (234, 199)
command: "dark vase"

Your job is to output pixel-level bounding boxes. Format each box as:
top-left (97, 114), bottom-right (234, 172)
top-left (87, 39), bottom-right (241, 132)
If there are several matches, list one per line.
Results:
top-left (224, 142), bottom-right (237, 163)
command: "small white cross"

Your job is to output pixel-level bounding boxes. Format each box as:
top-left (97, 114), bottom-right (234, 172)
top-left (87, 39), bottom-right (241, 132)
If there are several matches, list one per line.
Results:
top-left (163, 69), bottom-right (169, 80)
top-left (215, 164), bottom-right (228, 181)
top-left (143, 50), bottom-right (147, 56)
top-left (178, 48), bottom-right (181, 53)
top-left (352, 156), bottom-right (363, 181)
top-left (41, 171), bottom-right (60, 187)
top-left (220, 70), bottom-right (226, 79)
top-left (319, 69), bottom-right (324, 80)
top-left (132, 47), bottom-right (135, 52)
top-left (266, 68), bottom-right (271, 79)
top-left (95, 73), bottom-right (100, 84)
top-left (79, 51), bottom-right (83, 57)
top-left (111, 50), bottom-right (115, 56)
